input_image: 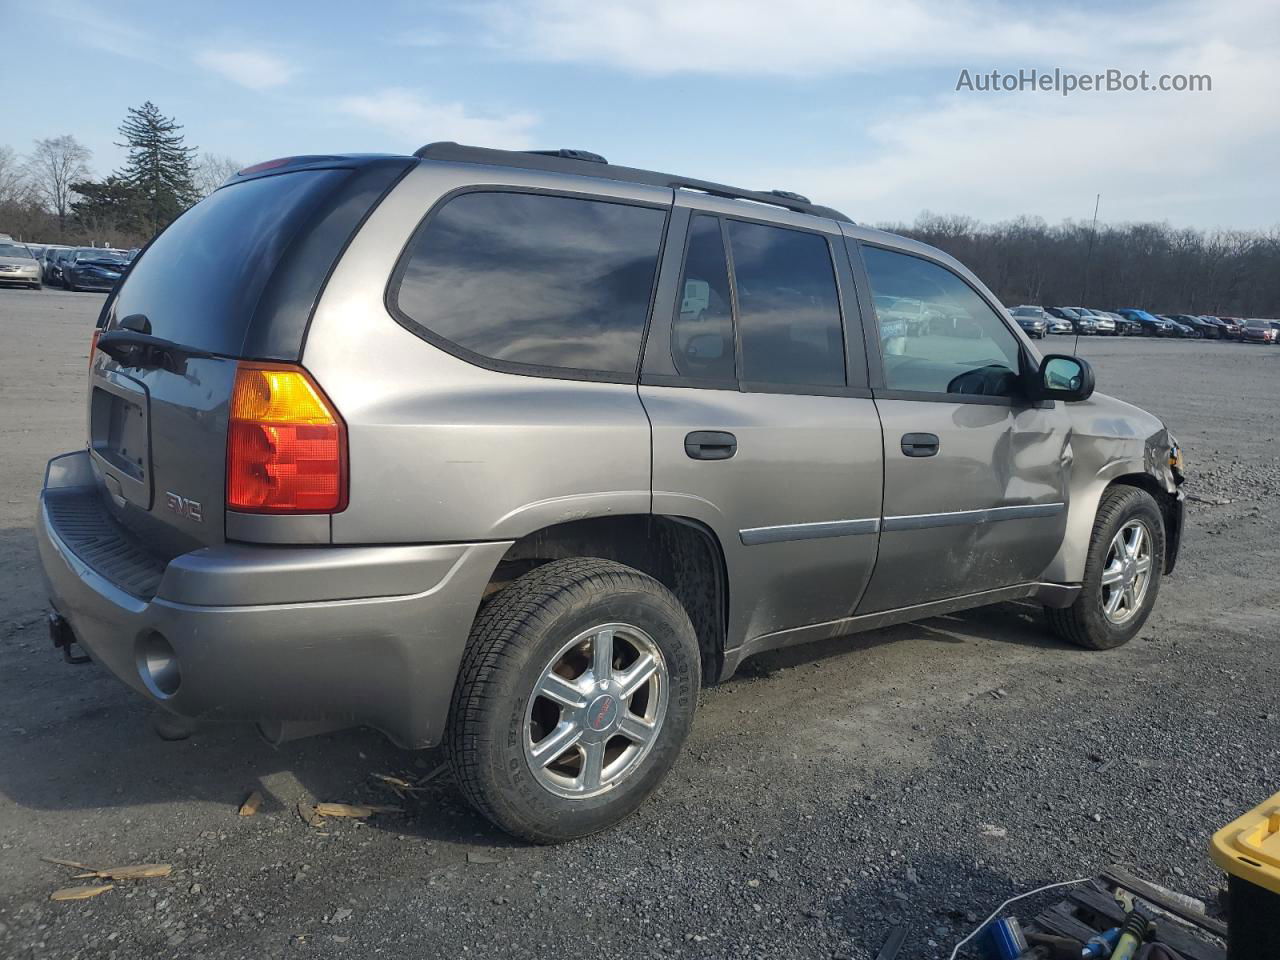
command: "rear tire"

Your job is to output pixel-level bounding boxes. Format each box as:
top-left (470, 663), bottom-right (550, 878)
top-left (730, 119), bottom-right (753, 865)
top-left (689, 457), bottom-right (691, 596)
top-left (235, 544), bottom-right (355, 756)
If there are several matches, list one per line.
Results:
top-left (446, 558), bottom-right (700, 843)
top-left (1045, 486), bottom-right (1164, 650)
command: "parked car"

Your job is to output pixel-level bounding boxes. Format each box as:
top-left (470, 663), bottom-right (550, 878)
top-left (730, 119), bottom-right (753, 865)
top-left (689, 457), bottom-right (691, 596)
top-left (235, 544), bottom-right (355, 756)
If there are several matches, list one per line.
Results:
top-left (0, 240), bottom-right (43, 289)
top-left (1213, 316), bottom-right (1243, 339)
top-left (1167, 314), bottom-right (1218, 339)
top-left (1073, 307), bottom-right (1116, 335)
top-left (1009, 305), bottom-right (1049, 338)
top-left (46, 248), bottom-right (80, 285)
top-left (1047, 306), bottom-right (1097, 334)
top-left (1198, 315), bottom-right (1225, 335)
top-left (61, 248), bottom-right (130, 292)
top-left (1095, 310), bottom-right (1140, 335)
top-left (36, 144), bottom-right (1187, 842)
top-left (1243, 318), bottom-right (1278, 343)
top-left (1157, 315), bottom-right (1196, 338)
top-left (1116, 309), bottom-right (1175, 337)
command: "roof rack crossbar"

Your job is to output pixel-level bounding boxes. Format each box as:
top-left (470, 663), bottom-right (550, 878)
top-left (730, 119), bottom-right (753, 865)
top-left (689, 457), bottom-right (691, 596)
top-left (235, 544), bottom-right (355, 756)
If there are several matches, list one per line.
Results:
top-left (413, 141), bottom-right (852, 223)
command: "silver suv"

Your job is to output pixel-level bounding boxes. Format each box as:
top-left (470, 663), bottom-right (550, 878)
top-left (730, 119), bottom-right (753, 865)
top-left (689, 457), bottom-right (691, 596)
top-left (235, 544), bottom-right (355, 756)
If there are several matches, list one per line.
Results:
top-left (37, 144), bottom-right (1185, 842)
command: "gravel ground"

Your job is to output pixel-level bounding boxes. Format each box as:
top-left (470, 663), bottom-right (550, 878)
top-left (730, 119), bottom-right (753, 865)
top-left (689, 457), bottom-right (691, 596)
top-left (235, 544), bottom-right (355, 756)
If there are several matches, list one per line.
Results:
top-left (0, 288), bottom-right (1277, 960)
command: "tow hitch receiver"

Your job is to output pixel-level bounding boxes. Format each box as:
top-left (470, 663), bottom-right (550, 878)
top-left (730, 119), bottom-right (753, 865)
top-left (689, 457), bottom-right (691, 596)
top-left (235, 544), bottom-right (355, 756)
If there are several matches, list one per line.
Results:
top-left (48, 612), bottom-right (90, 664)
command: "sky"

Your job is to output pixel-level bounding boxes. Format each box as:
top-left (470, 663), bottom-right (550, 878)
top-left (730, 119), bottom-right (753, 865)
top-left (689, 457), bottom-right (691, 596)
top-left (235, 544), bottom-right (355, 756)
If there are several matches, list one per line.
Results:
top-left (3, 0), bottom-right (1278, 230)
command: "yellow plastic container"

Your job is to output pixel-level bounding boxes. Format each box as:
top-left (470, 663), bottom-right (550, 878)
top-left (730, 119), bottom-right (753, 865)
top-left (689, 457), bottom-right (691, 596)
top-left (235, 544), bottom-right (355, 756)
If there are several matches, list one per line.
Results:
top-left (1210, 790), bottom-right (1280, 959)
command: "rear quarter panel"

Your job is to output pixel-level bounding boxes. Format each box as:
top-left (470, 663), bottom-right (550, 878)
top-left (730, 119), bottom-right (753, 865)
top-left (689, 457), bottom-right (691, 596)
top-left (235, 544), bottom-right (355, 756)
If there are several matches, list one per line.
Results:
top-left (303, 162), bottom-right (669, 544)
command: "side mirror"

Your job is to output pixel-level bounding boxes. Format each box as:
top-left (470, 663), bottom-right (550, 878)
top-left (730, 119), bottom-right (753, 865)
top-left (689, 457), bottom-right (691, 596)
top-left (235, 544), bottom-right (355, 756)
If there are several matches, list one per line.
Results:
top-left (1032, 354), bottom-right (1094, 402)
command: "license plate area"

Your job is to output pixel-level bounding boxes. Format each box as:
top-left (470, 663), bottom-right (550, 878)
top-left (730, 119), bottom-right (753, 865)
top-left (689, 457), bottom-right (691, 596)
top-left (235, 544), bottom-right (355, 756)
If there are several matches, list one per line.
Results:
top-left (90, 371), bottom-right (152, 509)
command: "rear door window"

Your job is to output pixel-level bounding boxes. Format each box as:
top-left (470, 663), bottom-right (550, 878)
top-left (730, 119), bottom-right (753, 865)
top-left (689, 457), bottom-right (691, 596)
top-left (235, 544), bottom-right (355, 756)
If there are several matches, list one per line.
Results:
top-left (671, 215), bottom-right (736, 382)
top-left (726, 220), bottom-right (845, 388)
top-left (393, 191), bottom-right (667, 380)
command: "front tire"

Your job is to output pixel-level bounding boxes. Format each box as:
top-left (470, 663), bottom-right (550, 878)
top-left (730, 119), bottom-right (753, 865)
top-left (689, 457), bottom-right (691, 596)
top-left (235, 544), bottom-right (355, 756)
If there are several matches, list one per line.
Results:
top-left (1046, 486), bottom-right (1164, 650)
top-left (446, 558), bottom-right (700, 843)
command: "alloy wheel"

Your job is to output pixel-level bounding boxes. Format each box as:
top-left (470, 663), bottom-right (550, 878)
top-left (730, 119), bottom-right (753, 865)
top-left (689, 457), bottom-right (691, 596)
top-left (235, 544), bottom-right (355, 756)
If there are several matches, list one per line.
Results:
top-left (1099, 519), bottom-right (1154, 625)
top-left (523, 623), bottom-right (667, 799)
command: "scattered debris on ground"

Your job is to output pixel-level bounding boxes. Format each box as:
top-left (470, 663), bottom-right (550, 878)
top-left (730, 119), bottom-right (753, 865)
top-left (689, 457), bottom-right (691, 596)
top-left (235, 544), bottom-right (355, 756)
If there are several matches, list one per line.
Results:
top-left (238, 790), bottom-right (263, 817)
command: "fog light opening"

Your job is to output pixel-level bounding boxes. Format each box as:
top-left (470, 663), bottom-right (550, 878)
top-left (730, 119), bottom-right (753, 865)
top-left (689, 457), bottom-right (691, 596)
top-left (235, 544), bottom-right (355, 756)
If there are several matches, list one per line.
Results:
top-left (137, 632), bottom-right (181, 699)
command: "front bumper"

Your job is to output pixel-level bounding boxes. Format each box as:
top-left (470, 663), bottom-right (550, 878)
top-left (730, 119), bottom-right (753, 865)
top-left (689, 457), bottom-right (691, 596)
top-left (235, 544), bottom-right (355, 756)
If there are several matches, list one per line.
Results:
top-left (36, 450), bottom-right (510, 747)
top-left (0, 269), bottom-right (40, 285)
top-left (65, 271), bottom-right (119, 291)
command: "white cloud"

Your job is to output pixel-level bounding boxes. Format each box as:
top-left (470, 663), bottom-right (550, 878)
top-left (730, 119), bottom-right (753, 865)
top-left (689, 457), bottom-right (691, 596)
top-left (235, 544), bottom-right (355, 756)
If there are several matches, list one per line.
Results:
top-left (198, 49), bottom-right (298, 89)
top-left (463, 0), bottom-right (1280, 227)
top-left (761, 37), bottom-right (1280, 227)
top-left (336, 88), bottom-right (539, 150)
top-left (43, 0), bottom-right (168, 67)
top-left (470, 0), bottom-right (1190, 76)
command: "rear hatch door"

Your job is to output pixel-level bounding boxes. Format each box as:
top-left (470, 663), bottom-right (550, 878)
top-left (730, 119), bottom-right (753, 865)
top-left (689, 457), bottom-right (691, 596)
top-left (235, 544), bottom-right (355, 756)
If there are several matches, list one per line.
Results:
top-left (88, 158), bottom-right (412, 555)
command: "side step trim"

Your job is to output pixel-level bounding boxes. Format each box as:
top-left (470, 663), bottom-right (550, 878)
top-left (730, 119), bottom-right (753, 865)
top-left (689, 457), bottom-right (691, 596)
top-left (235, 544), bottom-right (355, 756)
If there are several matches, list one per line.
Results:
top-left (721, 582), bottom-right (1081, 677)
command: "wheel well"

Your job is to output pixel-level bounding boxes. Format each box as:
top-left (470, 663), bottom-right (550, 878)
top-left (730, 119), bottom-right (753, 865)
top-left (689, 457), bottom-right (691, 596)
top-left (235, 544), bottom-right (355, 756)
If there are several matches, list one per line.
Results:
top-left (1109, 474), bottom-right (1180, 573)
top-left (488, 516), bottom-right (728, 684)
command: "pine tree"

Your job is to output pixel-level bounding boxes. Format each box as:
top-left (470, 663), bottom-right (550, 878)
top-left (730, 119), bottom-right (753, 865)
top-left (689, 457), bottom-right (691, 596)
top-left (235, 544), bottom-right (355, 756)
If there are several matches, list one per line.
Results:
top-left (115, 102), bottom-right (198, 236)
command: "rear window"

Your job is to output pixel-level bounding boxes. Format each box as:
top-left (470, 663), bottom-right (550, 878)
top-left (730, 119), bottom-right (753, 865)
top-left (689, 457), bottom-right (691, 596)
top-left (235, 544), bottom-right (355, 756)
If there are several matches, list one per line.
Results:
top-left (111, 170), bottom-right (351, 355)
top-left (392, 191), bottom-right (667, 380)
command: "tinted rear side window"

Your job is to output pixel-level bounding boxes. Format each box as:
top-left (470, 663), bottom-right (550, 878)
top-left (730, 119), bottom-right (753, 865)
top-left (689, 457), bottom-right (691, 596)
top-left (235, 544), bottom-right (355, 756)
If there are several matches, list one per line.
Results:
top-left (671, 215), bottom-right (736, 382)
top-left (112, 170), bottom-right (351, 356)
top-left (727, 220), bottom-right (845, 387)
top-left (393, 191), bottom-right (667, 379)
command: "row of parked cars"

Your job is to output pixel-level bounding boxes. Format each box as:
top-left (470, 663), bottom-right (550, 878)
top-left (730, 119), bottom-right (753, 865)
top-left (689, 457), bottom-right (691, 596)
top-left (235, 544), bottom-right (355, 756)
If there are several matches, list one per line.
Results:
top-left (1009, 305), bottom-right (1280, 343)
top-left (0, 237), bottom-right (135, 292)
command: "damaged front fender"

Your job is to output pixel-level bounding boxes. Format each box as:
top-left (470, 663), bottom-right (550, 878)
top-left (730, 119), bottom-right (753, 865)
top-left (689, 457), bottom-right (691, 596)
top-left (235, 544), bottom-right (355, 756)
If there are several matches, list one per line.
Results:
top-left (1042, 393), bottom-right (1185, 584)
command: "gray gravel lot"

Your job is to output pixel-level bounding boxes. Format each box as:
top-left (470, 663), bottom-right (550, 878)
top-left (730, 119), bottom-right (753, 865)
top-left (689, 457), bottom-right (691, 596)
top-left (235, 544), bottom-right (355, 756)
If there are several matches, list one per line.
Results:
top-left (0, 287), bottom-right (1277, 959)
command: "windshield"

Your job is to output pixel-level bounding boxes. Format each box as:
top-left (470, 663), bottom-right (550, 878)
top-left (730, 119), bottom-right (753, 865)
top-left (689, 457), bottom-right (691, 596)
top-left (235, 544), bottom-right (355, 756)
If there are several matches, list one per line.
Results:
top-left (76, 249), bottom-right (128, 263)
top-left (1011, 307), bottom-right (1039, 317)
top-left (0, 243), bottom-right (34, 259)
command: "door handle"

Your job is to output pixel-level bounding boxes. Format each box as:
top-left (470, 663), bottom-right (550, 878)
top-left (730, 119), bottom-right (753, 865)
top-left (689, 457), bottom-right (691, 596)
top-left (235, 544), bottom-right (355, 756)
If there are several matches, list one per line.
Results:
top-left (901, 432), bottom-right (940, 457)
top-left (685, 430), bottom-right (737, 461)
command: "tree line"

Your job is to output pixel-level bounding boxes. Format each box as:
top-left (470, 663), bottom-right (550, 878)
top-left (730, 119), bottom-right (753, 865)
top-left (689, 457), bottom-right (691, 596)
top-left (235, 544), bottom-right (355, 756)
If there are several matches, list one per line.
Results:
top-left (879, 212), bottom-right (1280, 318)
top-left (0, 102), bottom-right (239, 249)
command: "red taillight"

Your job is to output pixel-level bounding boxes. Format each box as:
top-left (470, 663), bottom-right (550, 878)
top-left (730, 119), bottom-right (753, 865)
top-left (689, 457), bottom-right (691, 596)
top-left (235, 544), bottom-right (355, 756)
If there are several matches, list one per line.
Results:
top-left (226, 362), bottom-right (347, 514)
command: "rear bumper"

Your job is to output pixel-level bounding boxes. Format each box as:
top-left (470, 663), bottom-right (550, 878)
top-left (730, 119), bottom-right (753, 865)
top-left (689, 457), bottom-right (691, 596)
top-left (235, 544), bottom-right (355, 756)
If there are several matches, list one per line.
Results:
top-left (36, 451), bottom-right (510, 747)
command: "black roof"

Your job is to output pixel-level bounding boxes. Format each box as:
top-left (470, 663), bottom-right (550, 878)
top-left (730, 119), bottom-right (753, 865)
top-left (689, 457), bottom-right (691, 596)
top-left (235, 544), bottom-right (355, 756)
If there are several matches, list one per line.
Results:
top-left (415, 141), bottom-right (852, 223)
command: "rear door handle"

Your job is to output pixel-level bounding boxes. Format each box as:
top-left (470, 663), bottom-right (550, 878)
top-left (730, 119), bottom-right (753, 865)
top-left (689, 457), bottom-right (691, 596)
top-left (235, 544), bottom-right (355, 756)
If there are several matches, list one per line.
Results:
top-left (685, 431), bottom-right (737, 461)
top-left (901, 432), bottom-right (940, 457)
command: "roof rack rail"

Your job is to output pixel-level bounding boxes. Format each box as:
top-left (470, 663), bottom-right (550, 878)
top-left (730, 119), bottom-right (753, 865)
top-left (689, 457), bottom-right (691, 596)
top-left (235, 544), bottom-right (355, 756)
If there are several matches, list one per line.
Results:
top-left (525, 148), bottom-right (608, 163)
top-left (413, 142), bottom-right (852, 223)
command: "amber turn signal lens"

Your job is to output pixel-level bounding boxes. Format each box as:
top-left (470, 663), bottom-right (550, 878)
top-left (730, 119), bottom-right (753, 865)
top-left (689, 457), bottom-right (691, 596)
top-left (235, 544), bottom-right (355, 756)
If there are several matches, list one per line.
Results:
top-left (226, 363), bottom-right (347, 514)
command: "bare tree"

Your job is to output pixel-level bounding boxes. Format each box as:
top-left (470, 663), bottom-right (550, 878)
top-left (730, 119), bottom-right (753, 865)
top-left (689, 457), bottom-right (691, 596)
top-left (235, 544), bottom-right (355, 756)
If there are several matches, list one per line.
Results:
top-left (193, 153), bottom-right (243, 198)
top-left (0, 145), bottom-right (31, 205)
top-left (25, 135), bottom-right (91, 230)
